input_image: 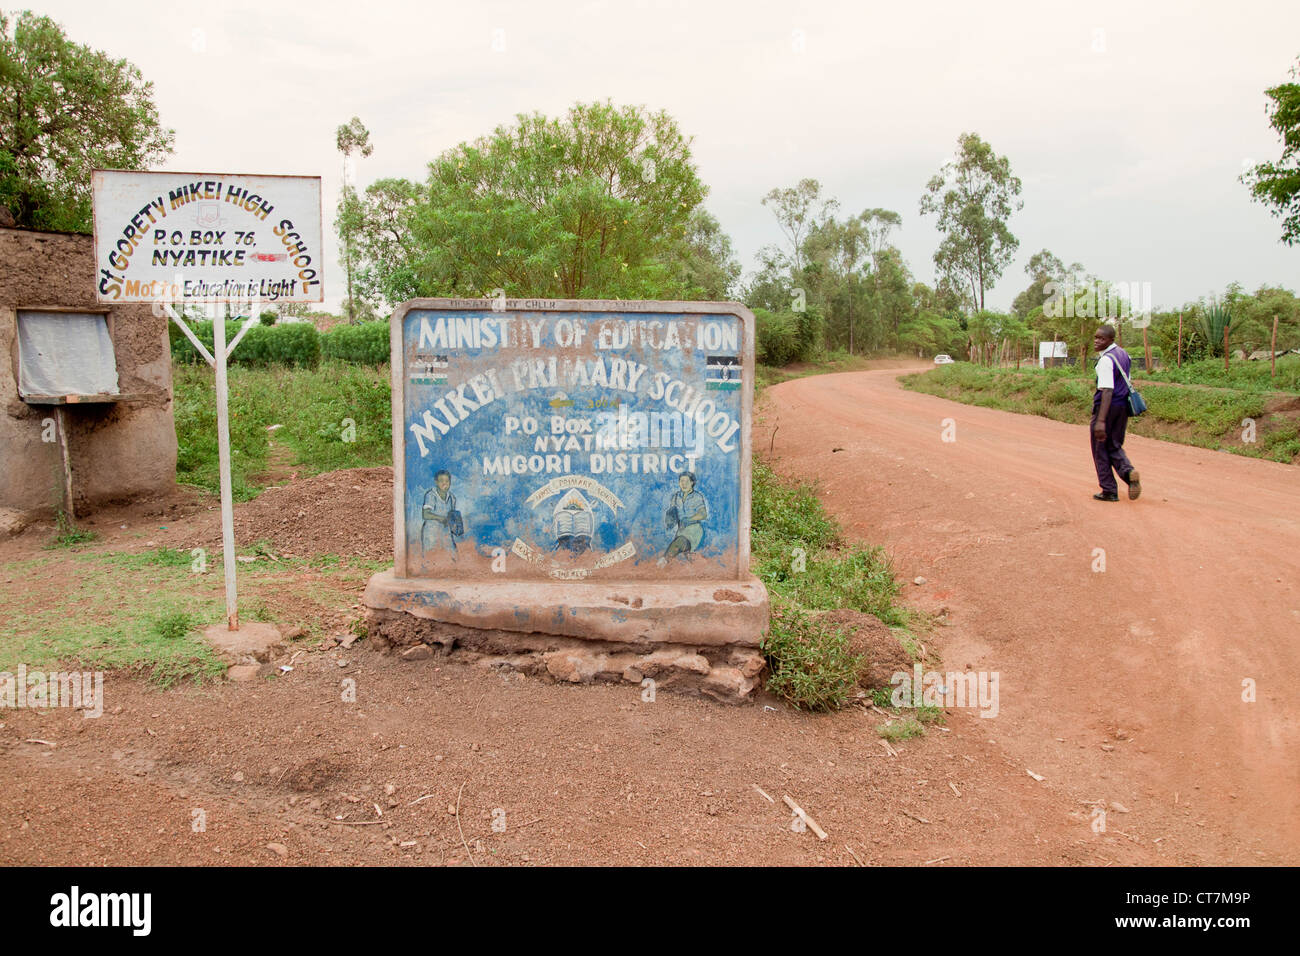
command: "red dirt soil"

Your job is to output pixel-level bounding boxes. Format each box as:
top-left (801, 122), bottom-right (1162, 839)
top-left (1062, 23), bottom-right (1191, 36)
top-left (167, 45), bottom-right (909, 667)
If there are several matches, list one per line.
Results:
top-left (760, 365), bottom-right (1300, 862)
top-left (1, 364), bottom-right (1293, 865)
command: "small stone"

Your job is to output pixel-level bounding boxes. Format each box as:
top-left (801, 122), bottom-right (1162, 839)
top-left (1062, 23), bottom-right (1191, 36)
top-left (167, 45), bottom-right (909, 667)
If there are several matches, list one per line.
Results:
top-left (266, 842), bottom-right (289, 858)
top-left (384, 783), bottom-right (396, 795)
top-left (733, 652), bottom-right (766, 679)
top-left (544, 649), bottom-right (604, 683)
top-left (471, 743), bottom-right (480, 752)
top-left (434, 754), bottom-right (444, 762)
top-left (702, 666), bottom-right (758, 703)
top-left (400, 644), bottom-right (434, 661)
top-left (1100, 744), bottom-right (1115, 752)
top-left (1110, 802), bottom-right (1130, 813)
top-left (226, 664), bottom-right (260, 682)
top-left (447, 805), bottom-right (457, 815)
top-left (0, 508), bottom-right (29, 537)
top-left (337, 660), bottom-right (349, 668)
top-left (913, 576), bottom-right (927, 586)
top-left (232, 771), bottom-right (245, 782)
top-left (672, 653), bottom-right (711, 675)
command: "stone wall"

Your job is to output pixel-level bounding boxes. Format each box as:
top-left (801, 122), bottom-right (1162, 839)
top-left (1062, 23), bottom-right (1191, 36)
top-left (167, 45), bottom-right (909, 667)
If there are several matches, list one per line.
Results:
top-left (0, 227), bottom-right (176, 513)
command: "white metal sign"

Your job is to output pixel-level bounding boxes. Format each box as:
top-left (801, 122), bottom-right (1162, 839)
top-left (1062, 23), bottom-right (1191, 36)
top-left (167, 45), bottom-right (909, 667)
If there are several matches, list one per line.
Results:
top-left (92, 170), bottom-right (323, 303)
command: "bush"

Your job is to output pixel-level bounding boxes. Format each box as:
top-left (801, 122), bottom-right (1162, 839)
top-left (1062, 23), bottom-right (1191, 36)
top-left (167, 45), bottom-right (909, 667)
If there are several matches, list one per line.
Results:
top-left (754, 308), bottom-right (800, 366)
top-left (793, 305), bottom-right (825, 361)
top-left (171, 320), bottom-right (321, 368)
top-left (761, 602), bottom-right (865, 711)
top-left (753, 306), bottom-right (824, 366)
top-left (321, 320), bottom-right (390, 365)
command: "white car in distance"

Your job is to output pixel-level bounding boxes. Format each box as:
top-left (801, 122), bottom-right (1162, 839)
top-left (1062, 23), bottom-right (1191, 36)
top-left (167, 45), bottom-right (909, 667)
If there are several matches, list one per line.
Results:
top-left (934, 354), bottom-right (955, 365)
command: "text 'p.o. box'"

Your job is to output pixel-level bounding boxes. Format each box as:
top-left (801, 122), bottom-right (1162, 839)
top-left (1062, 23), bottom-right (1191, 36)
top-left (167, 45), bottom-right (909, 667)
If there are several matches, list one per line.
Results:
top-left (364, 299), bottom-right (771, 702)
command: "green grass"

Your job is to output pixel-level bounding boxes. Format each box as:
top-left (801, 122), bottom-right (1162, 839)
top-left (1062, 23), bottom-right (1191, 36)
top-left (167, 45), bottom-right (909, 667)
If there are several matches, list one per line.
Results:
top-left (752, 458), bottom-right (907, 627)
top-left (150, 610), bottom-right (202, 642)
top-left (878, 717), bottom-right (926, 742)
top-left (0, 544), bottom-right (383, 687)
top-left (1144, 354), bottom-right (1300, 393)
top-left (750, 358), bottom-right (922, 710)
top-left (173, 360), bottom-right (391, 497)
top-left (902, 363), bottom-right (1299, 463)
top-left (761, 602), bottom-right (865, 712)
top-left (91, 547), bottom-right (197, 571)
top-left (752, 455), bottom-right (914, 710)
top-left (0, 553), bottom-right (228, 687)
top-left (50, 511), bottom-right (97, 549)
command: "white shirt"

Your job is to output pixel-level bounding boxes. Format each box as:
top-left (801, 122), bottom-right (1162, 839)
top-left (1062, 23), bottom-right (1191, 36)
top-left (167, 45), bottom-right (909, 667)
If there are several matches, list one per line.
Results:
top-left (1095, 344), bottom-right (1119, 390)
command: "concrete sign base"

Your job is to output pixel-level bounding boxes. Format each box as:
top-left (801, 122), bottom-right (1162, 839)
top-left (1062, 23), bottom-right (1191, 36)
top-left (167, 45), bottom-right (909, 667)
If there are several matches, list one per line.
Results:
top-left (363, 298), bottom-right (770, 702)
top-left (363, 572), bottom-right (769, 703)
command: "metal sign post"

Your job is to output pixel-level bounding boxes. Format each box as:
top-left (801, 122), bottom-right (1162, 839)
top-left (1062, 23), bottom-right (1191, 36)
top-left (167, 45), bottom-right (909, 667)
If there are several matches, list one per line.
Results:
top-left (166, 300), bottom-right (260, 630)
top-left (213, 303), bottom-right (239, 630)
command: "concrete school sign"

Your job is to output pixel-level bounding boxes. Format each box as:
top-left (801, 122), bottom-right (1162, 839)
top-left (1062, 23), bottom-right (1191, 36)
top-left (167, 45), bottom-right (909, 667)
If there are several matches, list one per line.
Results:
top-left (364, 299), bottom-right (771, 702)
top-left (91, 170), bottom-right (323, 303)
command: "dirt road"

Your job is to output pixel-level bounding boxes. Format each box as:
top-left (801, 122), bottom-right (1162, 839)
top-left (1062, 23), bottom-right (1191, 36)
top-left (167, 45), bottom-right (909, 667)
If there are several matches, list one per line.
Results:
top-left (760, 366), bottom-right (1300, 862)
top-left (2, 364), bottom-right (1294, 865)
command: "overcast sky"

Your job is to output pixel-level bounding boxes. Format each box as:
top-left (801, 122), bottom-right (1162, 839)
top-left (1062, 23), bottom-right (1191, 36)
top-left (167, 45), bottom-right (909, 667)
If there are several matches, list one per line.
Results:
top-left (28, 0), bottom-right (1300, 311)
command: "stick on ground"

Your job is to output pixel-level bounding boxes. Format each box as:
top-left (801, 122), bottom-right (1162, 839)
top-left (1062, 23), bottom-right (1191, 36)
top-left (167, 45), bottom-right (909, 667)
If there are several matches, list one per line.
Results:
top-left (782, 794), bottom-right (828, 840)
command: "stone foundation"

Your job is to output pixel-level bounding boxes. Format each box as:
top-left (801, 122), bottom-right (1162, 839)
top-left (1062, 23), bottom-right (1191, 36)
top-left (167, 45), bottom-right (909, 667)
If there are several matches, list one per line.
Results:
top-left (362, 573), bottom-right (771, 704)
top-left (366, 609), bottom-right (765, 704)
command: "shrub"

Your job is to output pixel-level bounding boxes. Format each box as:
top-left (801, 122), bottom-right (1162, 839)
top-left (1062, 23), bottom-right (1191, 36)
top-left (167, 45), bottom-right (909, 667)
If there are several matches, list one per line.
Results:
top-left (170, 320), bottom-right (321, 368)
top-left (753, 306), bottom-right (824, 366)
top-left (761, 602), bottom-right (865, 711)
top-left (754, 308), bottom-right (800, 366)
top-left (793, 304), bottom-right (825, 361)
top-left (321, 320), bottom-right (390, 365)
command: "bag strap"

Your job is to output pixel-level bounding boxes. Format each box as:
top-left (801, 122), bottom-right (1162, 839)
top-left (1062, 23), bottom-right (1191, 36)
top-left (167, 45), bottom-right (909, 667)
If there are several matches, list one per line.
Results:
top-left (1107, 349), bottom-right (1134, 388)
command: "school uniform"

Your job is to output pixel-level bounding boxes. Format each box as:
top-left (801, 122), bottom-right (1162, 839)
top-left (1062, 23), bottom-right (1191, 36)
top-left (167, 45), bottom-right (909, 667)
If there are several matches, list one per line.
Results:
top-left (1091, 343), bottom-right (1136, 496)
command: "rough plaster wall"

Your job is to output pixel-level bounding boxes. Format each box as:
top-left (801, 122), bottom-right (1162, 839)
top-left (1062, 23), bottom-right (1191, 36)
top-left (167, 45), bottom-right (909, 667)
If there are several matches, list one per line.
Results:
top-left (0, 228), bottom-right (176, 512)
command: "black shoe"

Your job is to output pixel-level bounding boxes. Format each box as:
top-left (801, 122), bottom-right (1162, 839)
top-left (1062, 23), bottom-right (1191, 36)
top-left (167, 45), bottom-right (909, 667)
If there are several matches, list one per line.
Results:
top-left (1093, 492), bottom-right (1119, 501)
top-left (1126, 469), bottom-right (1141, 500)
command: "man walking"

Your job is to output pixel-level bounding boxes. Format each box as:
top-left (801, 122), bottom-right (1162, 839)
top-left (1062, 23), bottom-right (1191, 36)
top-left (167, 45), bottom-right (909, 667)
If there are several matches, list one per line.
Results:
top-left (1090, 325), bottom-right (1142, 502)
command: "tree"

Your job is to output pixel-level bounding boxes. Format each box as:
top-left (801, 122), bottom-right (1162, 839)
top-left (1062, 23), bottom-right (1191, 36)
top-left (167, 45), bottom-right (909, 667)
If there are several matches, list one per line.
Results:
top-left (0, 10), bottom-right (173, 231)
top-left (919, 132), bottom-right (1023, 311)
top-left (352, 101), bottom-right (712, 302)
top-left (670, 207), bottom-right (741, 300)
top-left (869, 247), bottom-right (914, 342)
top-left (1241, 56), bottom-right (1300, 245)
top-left (335, 116), bottom-right (373, 323)
top-left (346, 176), bottom-right (428, 306)
top-left (860, 208), bottom-right (902, 259)
top-left (761, 178), bottom-right (838, 273)
top-left (804, 214), bottom-right (867, 351)
top-left (1013, 249), bottom-right (1067, 318)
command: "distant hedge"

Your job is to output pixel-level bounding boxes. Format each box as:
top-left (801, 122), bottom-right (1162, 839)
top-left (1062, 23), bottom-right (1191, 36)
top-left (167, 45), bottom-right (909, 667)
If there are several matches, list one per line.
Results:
top-left (170, 319), bottom-right (391, 367)
top-left (320, 320), bottom-right (389, 365)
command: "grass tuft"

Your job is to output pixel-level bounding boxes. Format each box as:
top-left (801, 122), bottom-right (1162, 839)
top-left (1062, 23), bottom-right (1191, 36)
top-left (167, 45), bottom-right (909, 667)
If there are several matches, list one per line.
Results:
top-left (761, 602), bottom-right (865, 711)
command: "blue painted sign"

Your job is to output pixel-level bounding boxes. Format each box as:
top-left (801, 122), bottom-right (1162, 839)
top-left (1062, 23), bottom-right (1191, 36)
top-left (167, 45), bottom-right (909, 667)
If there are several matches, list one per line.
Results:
top-left (394, 302), bottom-right (752, 581)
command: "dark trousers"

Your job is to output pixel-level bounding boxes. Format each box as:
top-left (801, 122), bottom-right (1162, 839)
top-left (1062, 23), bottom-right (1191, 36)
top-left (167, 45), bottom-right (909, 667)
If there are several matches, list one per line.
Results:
top-left (1090, 400), bottom-right (1134, 495)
